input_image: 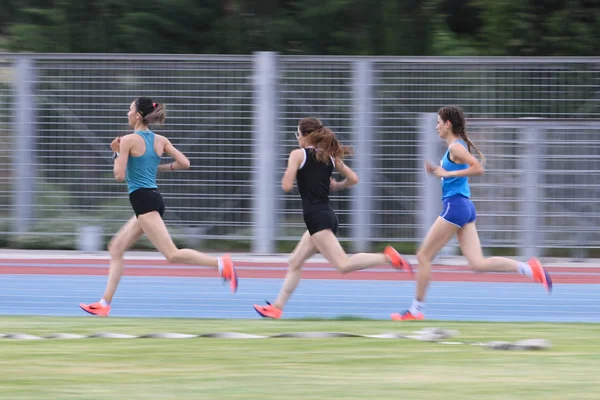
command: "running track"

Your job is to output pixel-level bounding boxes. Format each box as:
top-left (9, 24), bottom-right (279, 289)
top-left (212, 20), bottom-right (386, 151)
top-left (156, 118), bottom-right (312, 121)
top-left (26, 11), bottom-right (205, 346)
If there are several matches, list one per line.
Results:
top-left (1, 258), bottom-right (599, 322)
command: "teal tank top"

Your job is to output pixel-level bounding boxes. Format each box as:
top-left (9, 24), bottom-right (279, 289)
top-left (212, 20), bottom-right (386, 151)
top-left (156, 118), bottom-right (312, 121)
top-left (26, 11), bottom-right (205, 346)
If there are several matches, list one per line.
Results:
top-left (440, 140), bottom-right (471, 199)
top-left (126, 130), bottom-right (161, 194)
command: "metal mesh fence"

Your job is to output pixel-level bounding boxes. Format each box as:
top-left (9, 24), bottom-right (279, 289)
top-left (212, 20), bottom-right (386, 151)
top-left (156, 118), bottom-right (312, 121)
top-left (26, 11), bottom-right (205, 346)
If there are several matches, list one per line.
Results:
top-left (26, 56), bottom-right (255, 246)
top-left (2, 54), bottom-right (600, 255)
top-left (0, 58), bottom-right (12, 240)
top-left (278, 59), bottom-right (355, 241)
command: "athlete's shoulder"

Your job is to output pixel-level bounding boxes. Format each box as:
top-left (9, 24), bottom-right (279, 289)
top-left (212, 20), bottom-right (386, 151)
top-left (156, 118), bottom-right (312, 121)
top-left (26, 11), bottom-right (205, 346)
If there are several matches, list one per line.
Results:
top-left (449, 139), bottom-right (468, 150)
top-left (448, 140), bottom-right (469, 157)
top-left (152, 133), bottom-right (168, 143)
top-left (120, 133), bottom-right (140, 144)
top-left (289, 148), bottom-right (305, 158)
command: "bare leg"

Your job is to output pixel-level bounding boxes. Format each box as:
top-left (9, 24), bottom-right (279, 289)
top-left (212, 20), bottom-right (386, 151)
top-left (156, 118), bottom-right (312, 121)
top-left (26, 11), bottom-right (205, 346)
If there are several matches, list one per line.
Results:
top-left (273, 231), bottom-right (318, 310)
top-left (102, 216), bottom-right (144, 302)
top-left (457, 223), bottom-right (519, 273)
top-left (136, 212), bottom-right (218, 268)
top-left (414, 217), bottom-right (459, 302)
top-left (310, 230), bottom-right (391, 273)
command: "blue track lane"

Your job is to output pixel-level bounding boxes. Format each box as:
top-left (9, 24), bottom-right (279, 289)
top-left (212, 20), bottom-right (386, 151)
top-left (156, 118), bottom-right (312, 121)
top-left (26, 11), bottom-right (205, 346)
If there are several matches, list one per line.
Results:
top-left (0, 275), bottom-right (598, 322)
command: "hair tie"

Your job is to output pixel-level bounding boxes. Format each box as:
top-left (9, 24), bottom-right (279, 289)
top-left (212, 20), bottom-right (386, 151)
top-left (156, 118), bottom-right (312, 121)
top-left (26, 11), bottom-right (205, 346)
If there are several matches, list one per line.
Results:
top-left (153, 103), bottom-right (157, 108)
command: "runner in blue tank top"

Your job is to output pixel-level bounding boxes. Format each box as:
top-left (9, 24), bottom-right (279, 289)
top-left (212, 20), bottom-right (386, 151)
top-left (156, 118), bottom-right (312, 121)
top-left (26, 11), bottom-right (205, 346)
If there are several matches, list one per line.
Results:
top-left (79, 97), bottom-right (238, 317)
top-left (392, 106), bottom-right (553, 321)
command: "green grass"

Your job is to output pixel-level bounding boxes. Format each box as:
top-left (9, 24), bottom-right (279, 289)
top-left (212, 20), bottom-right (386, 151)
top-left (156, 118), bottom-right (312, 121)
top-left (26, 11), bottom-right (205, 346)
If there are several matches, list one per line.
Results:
top-left (0, 317), bottom-right (599, 399)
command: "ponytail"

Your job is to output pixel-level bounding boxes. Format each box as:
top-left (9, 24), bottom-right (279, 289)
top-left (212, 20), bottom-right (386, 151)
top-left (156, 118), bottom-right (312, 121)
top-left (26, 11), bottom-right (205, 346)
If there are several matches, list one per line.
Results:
top-left (136, 97), bottom-right (166, 125)
top-left (459, 133), bottom-right (485, 165)
top-left (308, 127), bottom-right (354, 164)
top-left (144, 103), bottom-right (166, 125)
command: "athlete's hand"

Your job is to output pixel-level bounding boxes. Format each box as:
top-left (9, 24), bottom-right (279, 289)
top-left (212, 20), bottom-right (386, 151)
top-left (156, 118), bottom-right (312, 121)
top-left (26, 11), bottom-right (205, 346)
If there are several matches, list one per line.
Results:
top-left (424, 161), bottom-right (436, 175)
top-left (330, 177), bottom-right (342, 192)
top-left (110, 137), bottom-right (121, 152)
top-left (433, 167), bottom-right (450, 178)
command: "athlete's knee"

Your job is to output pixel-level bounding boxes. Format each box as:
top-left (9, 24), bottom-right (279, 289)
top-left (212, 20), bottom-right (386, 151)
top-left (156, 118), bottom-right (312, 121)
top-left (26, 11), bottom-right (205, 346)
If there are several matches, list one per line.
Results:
top-left (467, 259), bottom-right (486, 273)
top-left (332, 258), bottom-right (348, 273)
top-left (107, 238), bottom-right (125, 258)
top-left (164, 249), bottom-right (182, 264)
top-left (338, 265), bottom-right (351, 274)
top-left (416, 249), bottom-right (433, 265)
top-left (287, 255), bottom-right (303, 271)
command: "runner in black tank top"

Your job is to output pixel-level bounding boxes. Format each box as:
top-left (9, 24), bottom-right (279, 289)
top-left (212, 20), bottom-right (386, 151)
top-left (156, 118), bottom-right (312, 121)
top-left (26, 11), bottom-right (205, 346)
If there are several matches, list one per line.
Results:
top-left (297, 147), bottom-right (339, 235)
top-left (254, 117), bottom-right (413, 319)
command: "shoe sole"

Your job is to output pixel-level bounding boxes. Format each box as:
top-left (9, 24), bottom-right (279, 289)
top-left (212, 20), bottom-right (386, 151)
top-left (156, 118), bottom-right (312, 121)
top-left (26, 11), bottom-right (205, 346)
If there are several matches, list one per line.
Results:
top-left (402, 258), bottom-right (414, 275)
top-left (390, 315), bottom-right (424, 321)
top-left (79, 304), bottom-right (109, 317)
top-left (254, 306), bottom-right (279, 319)
top-left (386, 247), bottom-right (414, 274)
top-left (530, 258), bottom-right (552, 294)
top-left (222, 254), bottom-right (238, 293)
top-left (231, 268), bottom-right (239, 293)
top-left (543, 269), bottom-right (553, 294)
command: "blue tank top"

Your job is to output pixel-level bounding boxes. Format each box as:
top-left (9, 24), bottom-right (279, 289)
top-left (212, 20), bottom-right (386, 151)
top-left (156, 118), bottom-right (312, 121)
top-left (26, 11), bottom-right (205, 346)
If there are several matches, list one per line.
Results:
top-left (440, 140), bottom-right (471, 199)
top-left (126, 130), bottom-right (161, 194)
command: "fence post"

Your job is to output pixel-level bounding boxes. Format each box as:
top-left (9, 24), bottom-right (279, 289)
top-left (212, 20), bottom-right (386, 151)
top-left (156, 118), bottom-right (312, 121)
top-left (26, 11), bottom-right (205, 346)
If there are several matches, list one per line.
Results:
top-left (350, 60), bottom-right (374, 252)
top-left (251, 52), bottom-right (279, 253)
top-left (13, 56), bottom-right (36, 236)
top-left (418, 113), bottom-right (441, 240)
top-left (520, 126), bottom-right (541, 259)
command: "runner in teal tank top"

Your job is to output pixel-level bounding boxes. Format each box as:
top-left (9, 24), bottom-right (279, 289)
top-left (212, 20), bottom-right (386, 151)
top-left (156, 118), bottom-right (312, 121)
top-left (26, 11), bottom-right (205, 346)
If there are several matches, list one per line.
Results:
top-left (79, 97), bottom-right (238, 317)
top-left (125, 129), bottom-right (161, 194)
top-left (392, 106), bottom-right (553, 321)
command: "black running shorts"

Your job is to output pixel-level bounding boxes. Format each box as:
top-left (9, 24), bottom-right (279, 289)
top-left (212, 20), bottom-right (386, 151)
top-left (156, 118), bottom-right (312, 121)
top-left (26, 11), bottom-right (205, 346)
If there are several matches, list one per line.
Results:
top-left (129, 188), bottom-right (165, 217)
top-left (303, 206), bottom-right (339, 235)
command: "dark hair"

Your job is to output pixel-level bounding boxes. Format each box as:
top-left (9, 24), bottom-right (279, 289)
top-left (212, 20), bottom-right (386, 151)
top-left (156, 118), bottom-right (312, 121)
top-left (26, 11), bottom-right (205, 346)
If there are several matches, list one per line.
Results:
top-left (438, 105), bottom-right (485, 164)
top-left (135, 97), bottom-right (166, 125)
top-left (298, 117), bottom-right (354, 164)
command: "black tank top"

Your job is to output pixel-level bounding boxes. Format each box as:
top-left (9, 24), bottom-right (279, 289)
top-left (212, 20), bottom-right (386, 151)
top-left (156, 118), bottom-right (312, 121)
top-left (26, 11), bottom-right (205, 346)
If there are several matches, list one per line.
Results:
top-left (296, 147), bottom-right (334, 213)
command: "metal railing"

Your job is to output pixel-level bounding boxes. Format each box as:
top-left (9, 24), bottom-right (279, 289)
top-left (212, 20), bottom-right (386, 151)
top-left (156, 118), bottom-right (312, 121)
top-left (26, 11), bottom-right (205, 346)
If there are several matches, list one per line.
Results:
top-left (1, 53), bottom-right (599, 256)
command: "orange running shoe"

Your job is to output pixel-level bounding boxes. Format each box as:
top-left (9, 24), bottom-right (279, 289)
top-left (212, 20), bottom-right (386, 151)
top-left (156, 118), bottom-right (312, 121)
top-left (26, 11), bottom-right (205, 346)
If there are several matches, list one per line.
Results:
top-left (220, 254), bottom-right (238, 293)
top-left (253, 301), bottom-right (282, 319)
top-left (391, 310), bottom-right (424, 321)
top-left (528, 257), bottom-right (553, 294)
top-left (384, 246), bottom-right (413, 274)
top-left (79, 301), bottom-right (111, 317)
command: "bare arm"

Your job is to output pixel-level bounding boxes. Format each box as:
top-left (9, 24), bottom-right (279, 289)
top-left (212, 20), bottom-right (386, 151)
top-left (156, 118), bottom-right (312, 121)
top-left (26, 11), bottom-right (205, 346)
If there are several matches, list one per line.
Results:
top-left (330, 159), bottom-right (359, 191)
top-left (433, 143), bottom-right (485, 178)
top-left (447, 143), bottom-right (484, 177)
top-left (281, 149), bottom-right (304, 192)
top-left (158, 137), bottom-right (190, 172)
top-left (113, 135), bottom-right (132, 182)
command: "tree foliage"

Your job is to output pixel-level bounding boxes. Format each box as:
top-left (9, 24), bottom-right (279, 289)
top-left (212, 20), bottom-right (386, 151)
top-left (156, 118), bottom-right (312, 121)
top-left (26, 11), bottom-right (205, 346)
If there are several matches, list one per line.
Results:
top-left (2, 0), bottom-right (599, 55)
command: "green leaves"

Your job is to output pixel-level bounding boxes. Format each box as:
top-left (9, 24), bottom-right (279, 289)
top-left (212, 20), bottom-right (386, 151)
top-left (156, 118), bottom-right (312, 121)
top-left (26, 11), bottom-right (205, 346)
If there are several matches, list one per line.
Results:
top-left (3, 0), bottom-right (600, 55)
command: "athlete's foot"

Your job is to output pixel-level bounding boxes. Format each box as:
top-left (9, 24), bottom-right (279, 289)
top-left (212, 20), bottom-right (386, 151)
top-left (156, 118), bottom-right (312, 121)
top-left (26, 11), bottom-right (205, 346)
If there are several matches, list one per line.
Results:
top-left (391, 310), bottom-right (424, 321)
top-left (220, 254), bottom-right (238, 293)
top-left (384, 246), bottom-right (414, 274)
top-left (528, 257), bottom-right (553, 294)
top-left (79, 301), bottom-right (111, 317)
top-left (253, 301), bottom-right (282, 319)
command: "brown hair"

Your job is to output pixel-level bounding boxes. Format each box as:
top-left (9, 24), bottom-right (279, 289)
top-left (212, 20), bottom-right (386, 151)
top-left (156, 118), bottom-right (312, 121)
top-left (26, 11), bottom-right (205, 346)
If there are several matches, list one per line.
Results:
top-left (298, 117), bottom-right (354, 164)
top-left (438, 105), bottom-right (485, 164)
top-left (136, 97), bottom-right (166, 125)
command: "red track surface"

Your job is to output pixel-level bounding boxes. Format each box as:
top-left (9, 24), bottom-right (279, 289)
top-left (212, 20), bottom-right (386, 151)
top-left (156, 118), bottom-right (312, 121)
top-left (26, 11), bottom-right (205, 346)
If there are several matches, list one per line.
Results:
top-left (0, 258), bottom-right (598, 284)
